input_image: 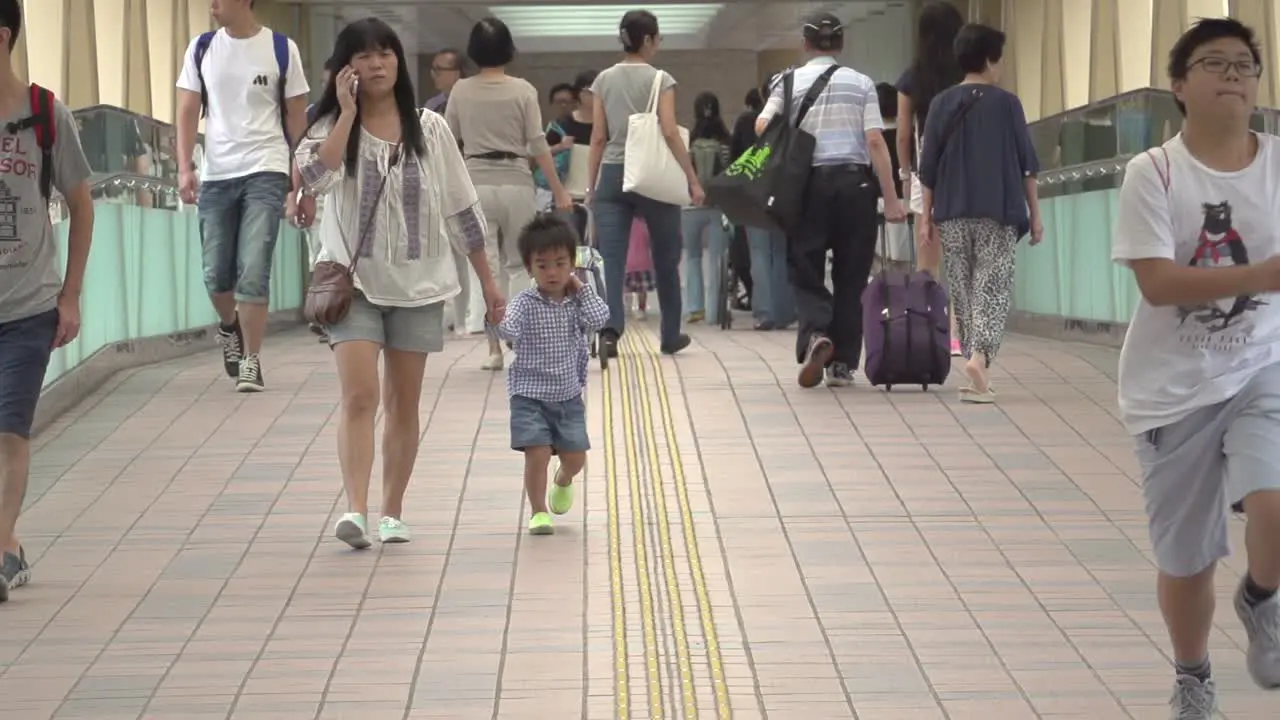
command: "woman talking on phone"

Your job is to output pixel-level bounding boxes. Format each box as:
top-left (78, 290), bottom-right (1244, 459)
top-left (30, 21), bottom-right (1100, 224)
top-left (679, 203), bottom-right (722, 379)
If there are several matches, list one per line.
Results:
top-left (296, 18), bottom-right (504, 549)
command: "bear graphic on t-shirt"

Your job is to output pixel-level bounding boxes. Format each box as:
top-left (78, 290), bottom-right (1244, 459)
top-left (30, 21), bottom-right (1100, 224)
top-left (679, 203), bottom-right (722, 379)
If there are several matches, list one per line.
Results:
top-left (1177, 201), bottom-right (1266, 332)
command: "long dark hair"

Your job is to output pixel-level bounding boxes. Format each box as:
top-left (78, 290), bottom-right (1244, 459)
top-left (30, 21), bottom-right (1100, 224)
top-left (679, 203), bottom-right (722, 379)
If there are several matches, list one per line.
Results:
top-left (303, 18), bottom-right (427, 175)
top-left (691, 91), bottom-right (730, 143)
top-left (909, 1), bottom-right (964, 127)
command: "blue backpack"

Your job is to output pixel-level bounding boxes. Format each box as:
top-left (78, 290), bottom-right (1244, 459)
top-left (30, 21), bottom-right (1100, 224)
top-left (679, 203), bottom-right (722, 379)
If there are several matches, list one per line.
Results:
top-left (194, 30), bottom-right (291, 143)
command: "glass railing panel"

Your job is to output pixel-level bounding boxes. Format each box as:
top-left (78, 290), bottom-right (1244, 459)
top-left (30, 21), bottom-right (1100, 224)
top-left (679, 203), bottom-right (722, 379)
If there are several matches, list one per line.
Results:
top-left (42, 175), bottom-right (306, 389)
top-left (1017, 89), bottom-right (1280, 329)
top-left (72, 105), bottom-right (193, 189)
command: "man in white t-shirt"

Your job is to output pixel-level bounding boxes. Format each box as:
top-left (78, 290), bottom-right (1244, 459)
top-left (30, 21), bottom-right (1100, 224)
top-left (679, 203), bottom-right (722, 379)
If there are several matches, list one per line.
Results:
top-left (1113, 18), bottom-right (1280, 718)
top-left (175, 0), bottom-right (309, 392)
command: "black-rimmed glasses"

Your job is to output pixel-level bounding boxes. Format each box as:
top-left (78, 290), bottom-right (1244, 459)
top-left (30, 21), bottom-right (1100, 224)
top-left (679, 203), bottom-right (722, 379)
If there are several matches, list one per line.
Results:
top-left (1191, 57), bottom-right (1263, 77)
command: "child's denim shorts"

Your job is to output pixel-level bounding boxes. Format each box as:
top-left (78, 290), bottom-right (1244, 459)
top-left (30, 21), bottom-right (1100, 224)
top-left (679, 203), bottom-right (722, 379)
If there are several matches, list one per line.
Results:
top-left (510, 394), bottom-right (589, 453)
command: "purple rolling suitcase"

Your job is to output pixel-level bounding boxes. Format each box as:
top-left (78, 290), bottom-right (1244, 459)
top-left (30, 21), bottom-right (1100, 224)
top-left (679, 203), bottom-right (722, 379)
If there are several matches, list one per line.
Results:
top-left (862, 218), bottom-right (951, 391)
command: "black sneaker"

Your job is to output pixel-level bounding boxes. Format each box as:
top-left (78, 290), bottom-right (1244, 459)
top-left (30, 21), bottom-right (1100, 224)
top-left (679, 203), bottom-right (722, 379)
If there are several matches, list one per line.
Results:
top-left (1, 547), bottom-right (31, 603)
top-left (798, 335), bottom-right (834, 389)
top-left (825, 362), bottom-right (853, 387)
top-left (236, 353), bottom-right (265, 393)
top-left (217, 318), bottom-right (244, 378)
top-left (660, 333), bottom-right (692, 355)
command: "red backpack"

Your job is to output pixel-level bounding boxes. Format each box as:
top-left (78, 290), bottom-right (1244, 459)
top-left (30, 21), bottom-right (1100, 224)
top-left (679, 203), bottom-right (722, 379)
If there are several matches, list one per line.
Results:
top-left (4, 84), bottom-right (56, 202)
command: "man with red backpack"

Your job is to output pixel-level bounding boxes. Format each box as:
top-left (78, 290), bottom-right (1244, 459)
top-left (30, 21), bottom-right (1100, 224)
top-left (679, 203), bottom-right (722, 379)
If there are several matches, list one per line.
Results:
top-left (175, 0), bottom-right (309, 392)
top-left (0, 0), bottom-right (94, 603)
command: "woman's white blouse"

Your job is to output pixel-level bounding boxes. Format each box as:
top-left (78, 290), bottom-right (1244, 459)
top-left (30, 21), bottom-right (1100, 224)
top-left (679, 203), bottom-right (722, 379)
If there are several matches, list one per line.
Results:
top-left (296, 110), bottom-right (486, 307)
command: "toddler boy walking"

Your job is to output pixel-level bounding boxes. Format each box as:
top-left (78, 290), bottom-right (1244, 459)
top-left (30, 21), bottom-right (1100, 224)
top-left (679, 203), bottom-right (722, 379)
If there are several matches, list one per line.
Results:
top-left (498, 215), bottom-right (609, 534)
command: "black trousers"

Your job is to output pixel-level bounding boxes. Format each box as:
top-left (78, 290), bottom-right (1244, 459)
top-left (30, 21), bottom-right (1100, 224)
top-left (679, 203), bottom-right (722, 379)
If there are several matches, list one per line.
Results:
top-left (786, 163), bottom-right (878, 367)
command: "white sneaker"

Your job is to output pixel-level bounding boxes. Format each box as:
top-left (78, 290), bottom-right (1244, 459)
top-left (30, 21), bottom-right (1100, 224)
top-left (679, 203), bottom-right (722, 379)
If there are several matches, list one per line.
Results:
top-left (334, 513), bottom-right (371, 549)
top-left (378, 517), bottom-right (411, 544)
top-left (481, 353), bottom-right (504, 371)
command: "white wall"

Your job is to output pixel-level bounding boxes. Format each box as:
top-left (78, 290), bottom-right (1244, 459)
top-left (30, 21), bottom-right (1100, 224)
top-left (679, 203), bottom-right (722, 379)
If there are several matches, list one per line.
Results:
top-left (838, 5), bottom-right (914, 83)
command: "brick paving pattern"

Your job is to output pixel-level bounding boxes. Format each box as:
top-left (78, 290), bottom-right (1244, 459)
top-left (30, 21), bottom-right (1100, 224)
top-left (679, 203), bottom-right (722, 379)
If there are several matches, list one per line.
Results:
top-left (0, 323), bottom-right (1269, 718)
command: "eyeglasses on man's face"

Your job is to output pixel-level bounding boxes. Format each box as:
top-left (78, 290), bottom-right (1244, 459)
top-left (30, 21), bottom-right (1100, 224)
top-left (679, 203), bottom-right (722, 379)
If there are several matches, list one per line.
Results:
top-left (1191, 56), bottom-right (1263, 78)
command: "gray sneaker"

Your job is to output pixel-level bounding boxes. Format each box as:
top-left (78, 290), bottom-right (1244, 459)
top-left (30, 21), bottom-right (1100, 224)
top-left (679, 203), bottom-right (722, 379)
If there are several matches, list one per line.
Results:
top-left (825, 362), bottom-right (854, 387)
top-left (0, 547), bottom-right (31, 603)
top-left (1169, 675), bottom-right (1216, 719)
top-left (1234, 575), bottom-right (1280, 687)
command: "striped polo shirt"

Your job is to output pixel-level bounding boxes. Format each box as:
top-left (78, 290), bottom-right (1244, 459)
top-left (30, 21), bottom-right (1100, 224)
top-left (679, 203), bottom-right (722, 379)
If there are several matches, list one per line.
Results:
top-left (758, 56), bottom-right (882, 167)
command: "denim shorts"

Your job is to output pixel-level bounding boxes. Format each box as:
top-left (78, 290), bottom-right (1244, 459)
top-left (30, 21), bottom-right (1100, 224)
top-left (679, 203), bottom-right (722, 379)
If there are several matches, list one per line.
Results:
top-left (0, 309), bottom-right (59, 439)
top-left (326, 294), bottom-right (445, 354)
top-left (510, 394), bottom-right (589, 453)
top-left (197, 171), bottom-right (290, 303)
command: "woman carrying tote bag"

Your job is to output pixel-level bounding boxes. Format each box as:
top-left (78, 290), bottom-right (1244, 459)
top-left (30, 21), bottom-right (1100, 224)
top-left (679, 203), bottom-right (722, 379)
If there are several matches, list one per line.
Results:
top-left (585, 9), bottom-right (702, 359)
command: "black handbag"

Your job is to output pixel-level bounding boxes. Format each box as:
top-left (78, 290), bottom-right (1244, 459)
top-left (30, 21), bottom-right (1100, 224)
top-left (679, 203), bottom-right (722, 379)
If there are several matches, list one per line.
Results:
top-left (705, 66), bottom-right (839, 233)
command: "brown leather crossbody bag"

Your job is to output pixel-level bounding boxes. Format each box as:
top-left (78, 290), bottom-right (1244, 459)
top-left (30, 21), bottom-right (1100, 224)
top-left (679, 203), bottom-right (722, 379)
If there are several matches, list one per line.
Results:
top-left (303, 144), bottom-right (400, 326)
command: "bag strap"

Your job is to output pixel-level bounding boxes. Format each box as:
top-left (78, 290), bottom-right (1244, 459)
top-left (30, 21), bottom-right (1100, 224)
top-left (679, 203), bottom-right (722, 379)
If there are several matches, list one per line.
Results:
top-left (780, 70), bottom-right (795, 124)
top-left (645, 70), bottom-right (665, 114)
top-left (193, 31), bottom-right (216, 118)
top-left (272, 31), bottom-right (291, 146)
top-left (795, 65), bottom-right (840, 127)
top-left (1146, 146), bottom-right (1171, 192)
top-left (340, 144), bottom-right (400, 277)
top-left (9, 84), bottom-right (56, 202)
top-left (935, 86), bottom-right (984, 157)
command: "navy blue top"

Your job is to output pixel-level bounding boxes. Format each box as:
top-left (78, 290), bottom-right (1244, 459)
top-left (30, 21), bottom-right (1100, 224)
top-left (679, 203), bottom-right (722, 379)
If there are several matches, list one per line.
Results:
top-left (918, 83), bottom-right (1039, 237)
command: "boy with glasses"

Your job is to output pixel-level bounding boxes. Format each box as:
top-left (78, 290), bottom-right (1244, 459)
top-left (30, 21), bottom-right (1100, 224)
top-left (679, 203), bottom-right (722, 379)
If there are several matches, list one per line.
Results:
top-left (1114, 17), bottom-right (1280, 718)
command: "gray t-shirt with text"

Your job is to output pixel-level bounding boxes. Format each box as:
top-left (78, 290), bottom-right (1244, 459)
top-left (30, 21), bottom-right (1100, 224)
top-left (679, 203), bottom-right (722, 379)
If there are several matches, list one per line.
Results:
top-left (0, 93), bottom-right (92, 324)
top-left (591, 63), bottom-right (677, 165)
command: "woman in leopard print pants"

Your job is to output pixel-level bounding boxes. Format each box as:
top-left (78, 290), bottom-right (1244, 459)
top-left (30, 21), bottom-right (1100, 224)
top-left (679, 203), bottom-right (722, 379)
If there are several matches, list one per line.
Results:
top-left (916, 24), bottom-right (1043, 402)
top-left (937, 218), bottom-right (1019, 367)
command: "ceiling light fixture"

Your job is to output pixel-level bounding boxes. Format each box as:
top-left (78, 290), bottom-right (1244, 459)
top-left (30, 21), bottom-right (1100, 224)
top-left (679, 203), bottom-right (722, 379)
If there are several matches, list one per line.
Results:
top-left (488, 4), bottom-right (723, 37)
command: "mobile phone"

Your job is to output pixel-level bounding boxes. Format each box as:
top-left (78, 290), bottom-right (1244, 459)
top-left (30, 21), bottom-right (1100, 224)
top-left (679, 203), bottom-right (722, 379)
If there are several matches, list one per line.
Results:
top-left (352, 77), bottom-right (359, 96)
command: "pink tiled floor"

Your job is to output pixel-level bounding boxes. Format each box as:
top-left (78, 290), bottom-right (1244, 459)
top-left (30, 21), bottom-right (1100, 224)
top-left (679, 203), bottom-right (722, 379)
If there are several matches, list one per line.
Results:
top-left (0, 322), bottom-right (1266, 718)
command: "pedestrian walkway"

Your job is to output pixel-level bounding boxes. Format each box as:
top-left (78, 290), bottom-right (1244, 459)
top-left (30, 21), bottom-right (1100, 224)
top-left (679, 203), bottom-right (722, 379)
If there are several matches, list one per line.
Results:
top-left (0, 324), bottom-right (1268, 719)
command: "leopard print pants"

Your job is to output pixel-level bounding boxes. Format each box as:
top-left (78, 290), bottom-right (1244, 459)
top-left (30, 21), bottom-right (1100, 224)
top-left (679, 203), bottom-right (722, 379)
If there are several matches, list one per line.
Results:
top-left (936, 218), bottom-right (1019, 366)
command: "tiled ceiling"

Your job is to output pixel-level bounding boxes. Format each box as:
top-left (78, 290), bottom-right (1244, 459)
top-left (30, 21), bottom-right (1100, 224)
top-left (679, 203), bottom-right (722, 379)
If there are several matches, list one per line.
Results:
top-left (298, 0), bottom-right (901, 54)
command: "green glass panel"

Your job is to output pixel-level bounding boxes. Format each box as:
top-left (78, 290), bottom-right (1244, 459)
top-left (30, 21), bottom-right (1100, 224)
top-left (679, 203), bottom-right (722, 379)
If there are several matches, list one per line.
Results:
top-left (43, 204), bottom-right (305, 388)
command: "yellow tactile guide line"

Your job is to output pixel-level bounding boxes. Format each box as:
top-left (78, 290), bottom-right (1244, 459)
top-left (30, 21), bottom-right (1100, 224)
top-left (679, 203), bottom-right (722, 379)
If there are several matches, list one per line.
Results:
top-left (600, 329), bottom-right (731, 719)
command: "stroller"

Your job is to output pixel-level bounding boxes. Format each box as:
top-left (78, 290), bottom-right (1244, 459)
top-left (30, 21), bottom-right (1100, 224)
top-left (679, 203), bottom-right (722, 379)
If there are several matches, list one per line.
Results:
top-left (566, 203), bottom-right (609, 369)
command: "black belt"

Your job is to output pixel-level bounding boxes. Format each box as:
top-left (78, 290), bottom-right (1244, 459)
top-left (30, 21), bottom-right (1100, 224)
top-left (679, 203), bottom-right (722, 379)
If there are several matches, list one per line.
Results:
top-left (467, 151), bottom-right (523, 161)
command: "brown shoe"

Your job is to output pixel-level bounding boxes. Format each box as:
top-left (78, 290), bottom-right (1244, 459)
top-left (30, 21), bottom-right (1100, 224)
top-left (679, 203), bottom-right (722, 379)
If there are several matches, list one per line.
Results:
top-left (798, 336), bottom-right (833, 388)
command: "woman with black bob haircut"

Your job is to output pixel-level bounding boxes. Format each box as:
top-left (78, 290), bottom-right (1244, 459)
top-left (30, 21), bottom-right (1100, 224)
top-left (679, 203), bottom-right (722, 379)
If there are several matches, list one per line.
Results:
top-left (297, 17), bottom-right (505, 550)
top-left (586, 9), bottom-right (702, 357)
top-left (916, 22), bottom-right (1042, 404)
top-left (448, 17), bottom-right (573, 371)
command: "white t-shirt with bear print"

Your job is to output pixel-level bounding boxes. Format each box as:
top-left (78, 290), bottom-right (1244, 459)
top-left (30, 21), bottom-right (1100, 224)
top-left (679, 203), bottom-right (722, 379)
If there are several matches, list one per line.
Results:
top-left (1113, 132), bottom-right (1280, 434)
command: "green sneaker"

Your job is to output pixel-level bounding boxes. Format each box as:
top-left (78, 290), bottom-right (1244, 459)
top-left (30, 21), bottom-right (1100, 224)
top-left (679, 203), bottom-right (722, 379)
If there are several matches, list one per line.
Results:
top-left (549, 468), bottom-right (575, 515)
top-left (528, 512), bottom-right (554, 535)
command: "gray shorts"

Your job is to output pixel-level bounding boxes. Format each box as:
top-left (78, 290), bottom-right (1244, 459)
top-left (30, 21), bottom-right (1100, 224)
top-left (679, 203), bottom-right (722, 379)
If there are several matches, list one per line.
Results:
top-left (326, 294), bottom-right (445, 354)
top-left (1135, 361), bottom-right (1280, 577)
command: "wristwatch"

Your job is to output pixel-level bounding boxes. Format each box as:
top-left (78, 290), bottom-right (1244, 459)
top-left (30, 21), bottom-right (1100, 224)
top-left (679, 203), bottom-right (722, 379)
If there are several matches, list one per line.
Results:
top-left (898, 168), bottom-right (912, 181)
